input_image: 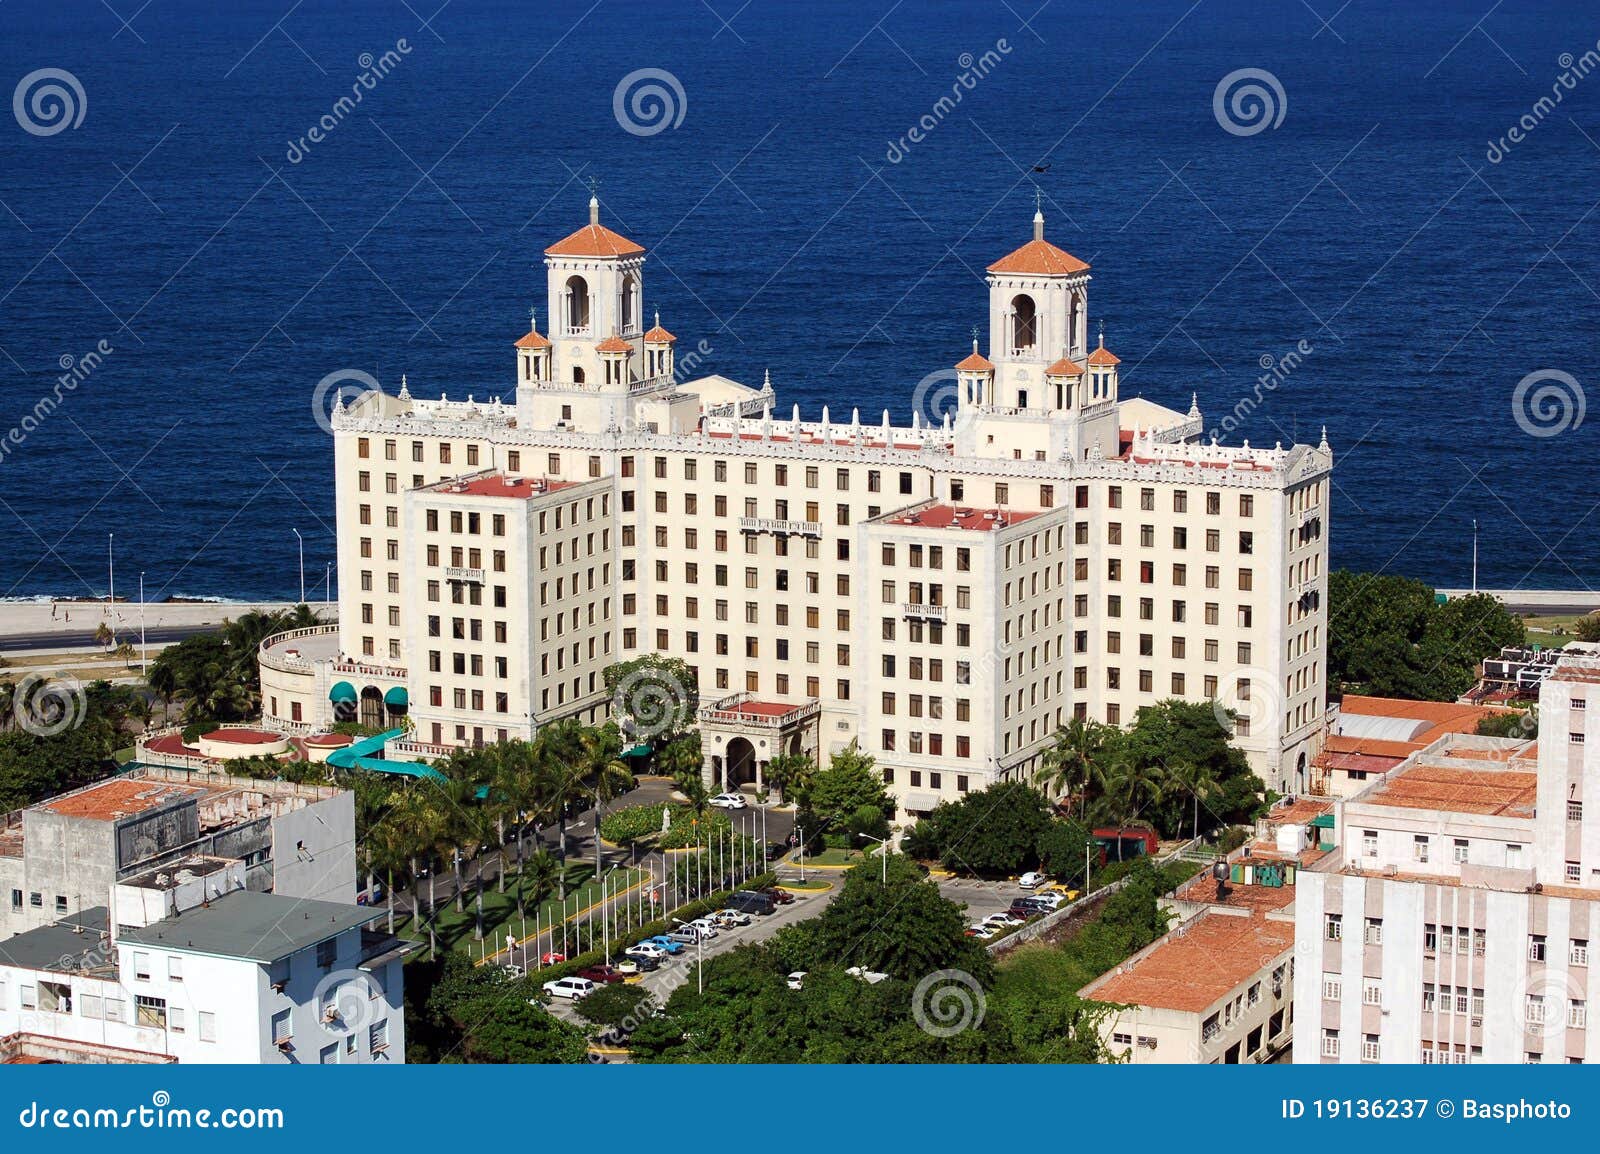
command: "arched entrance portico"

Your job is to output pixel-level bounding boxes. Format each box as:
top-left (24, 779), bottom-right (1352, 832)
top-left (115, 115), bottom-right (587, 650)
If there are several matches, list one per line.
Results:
top-left (359, 686), bottom-right (384, 730)
top-left (726, 737), bottom-right (757, 788)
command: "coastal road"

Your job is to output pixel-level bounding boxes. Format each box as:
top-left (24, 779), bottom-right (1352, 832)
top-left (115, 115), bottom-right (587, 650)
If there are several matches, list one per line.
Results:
top-left (0, 625), bottom-right (218, 653)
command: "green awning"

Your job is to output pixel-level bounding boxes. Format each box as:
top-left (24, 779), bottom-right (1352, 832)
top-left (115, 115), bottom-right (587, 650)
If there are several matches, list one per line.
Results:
top-left (623, 743), bottom-right (652, 758)
top-left (1310, 814), bottom-right (1335, 829)
top-left (384, 686), bottom-right (409, 708)
top-left (329, 681), bottom-right (357, 703)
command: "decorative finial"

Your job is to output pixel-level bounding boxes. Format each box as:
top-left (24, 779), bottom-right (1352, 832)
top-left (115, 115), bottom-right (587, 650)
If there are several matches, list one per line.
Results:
top-left (763, 368), bottom-right (772, 390)
top-left (1032, 187), bottom-right (1044, 241)
top-left (654, 309), bottom-right (660, 329)
top-left (587, 175), bottom-right (600, 226)
top-left (529, 306), bottom-right (538, 330)
top-left (1097, 320), bottom-right (1105, 347)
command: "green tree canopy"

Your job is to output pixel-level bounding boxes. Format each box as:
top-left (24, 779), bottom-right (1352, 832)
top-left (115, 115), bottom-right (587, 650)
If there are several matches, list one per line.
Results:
top-left (1327, 571), bottom-right (1523, 700)
top-left (798, 744), bottom-right (890, 841)
top-left (903, 780), bottom-right (1054, 876)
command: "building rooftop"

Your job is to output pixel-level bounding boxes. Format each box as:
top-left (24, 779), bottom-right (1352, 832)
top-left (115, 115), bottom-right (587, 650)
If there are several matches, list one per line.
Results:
top-left (1361, 763), bottom-right (1538, 818)
top-left (121, 854), bottom-right (237, 891)
top-left (1083, 912), bottom-right (1295, 1014)
top-left (986, 236), bottom-right (1090, 277)
top-left (119, 889), bottom-right (376, 963)
top-left (0, 908), bottom-right (114, 975)
top-left (35, 778), bottom-right (203, 822)
top-left (544, 221), bottom-right (646, 259)
top-left (885, 504), bottom-right (1042, 532)
top-left (1, 1033), bottom-right (175, 1064)
top-left (421, 473), bottom-right (577, 500)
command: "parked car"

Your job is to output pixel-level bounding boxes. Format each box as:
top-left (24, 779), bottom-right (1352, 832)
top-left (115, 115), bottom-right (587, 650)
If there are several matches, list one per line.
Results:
top-left (845, 965), bottom-right (890, 984)
top-left (1008, 902), bottom-right (1044, 920)
top-left (965, 924), bottom-right (999, 940)
top-left (614, 956), bottom-right (657, 975)
top-left (727, 890), bottom-right (776, 916)
top-left (709, 792), bottom-right (748, 810)
top-left (577, 965), bottom-right (627, 985)
top-left (787, 971), bottom-right (807, 990)
top-left (713, 908), bottom-right (752, 928)
top-left (984, 912), bottom-right (1024, 928)
top-left (540, 951), bottom-right (567, 965)
top-left (760, 886), bottom-right (795, 905)
top-left (500, 963), bottom-right (526, 979)
top-left (1029, 892), bottom-right (1066, 910)
top-left (666, 927), bottom-right (704, 946)
top-left (1018, 871), bottom-right (1046, 889)
top-left (687, 917), bottom-right (722, 938)
top-left (542, 976), bottom-right (595, 1000)
top-left (645, 935), bottom-right (686, 954)
top-left (626, 941), bottom-right (669, 960)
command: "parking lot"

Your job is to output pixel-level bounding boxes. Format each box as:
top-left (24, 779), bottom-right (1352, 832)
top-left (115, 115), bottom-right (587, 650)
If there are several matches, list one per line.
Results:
top-left (937, 876), bottom-right (1032, 923)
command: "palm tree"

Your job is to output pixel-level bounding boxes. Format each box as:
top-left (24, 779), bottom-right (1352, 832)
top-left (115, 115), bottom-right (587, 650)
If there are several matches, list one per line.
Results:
top-left (525, 849), bottom-right (559, 911)
top-left (581, 724), bottom-right (634, 874)
top-left (1037, 717), bottom-right (1110, 818)
top-left (675, 768), bottom-right (711, 820)
top-left (490, 740), bottom-right (542, 914)
top-left (765, 752), bottom-right (814, 805)
top-left (1094, 757), bottom-right (1166, 858)
top-left (533, 718), bottom-right (588, 898)
top-left (1169, 761), bottom-right (1220, 843)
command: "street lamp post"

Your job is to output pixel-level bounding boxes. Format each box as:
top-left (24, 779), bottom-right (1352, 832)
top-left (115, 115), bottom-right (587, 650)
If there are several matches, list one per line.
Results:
top-left (325, 561), bottom-right (332, 608)
top-left (106, 532), bottom-right (115, 641)
top-left (139, 571), bottom-right (146, 674)
top-left (858, 832), bottom-right (888, 883)
top-left (1086, 839), bottom-right (1096, 892)
top-left (291, 529), bottom-right (305, 604)
top-left (797, 823), bottom-right (805, 883)
top-left (671, 917), bottom-right (704, 994)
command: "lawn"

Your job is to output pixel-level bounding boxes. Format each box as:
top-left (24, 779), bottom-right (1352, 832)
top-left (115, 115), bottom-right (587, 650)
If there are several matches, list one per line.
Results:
top-left (392, 862), bottom-right (646, 961)
top-left (803, 848), bottom-right (865, 867)
top-left (1524, 614), bottom-right (1586, 650)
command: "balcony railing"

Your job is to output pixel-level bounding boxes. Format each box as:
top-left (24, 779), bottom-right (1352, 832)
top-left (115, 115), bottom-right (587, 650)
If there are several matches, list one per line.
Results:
top-left (738, 516), bottom-right (822, 537)
top-left (331, 659), bottom-right (408, 679)
top-left (388, 738), bottom-right (453, 760)
top-left (902, 603), bottom-right (948, 621)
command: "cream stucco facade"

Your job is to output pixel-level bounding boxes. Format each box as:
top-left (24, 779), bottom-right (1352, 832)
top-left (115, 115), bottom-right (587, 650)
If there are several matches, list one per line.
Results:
top-left (260, 197), bottom-right (1333, 812)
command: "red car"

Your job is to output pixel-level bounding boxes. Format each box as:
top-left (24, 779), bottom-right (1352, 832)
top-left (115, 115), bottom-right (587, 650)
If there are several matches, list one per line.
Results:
top-left (540, 951), bottom-right (566, 965)
top-left (576, 964), bottom-right (627, 985)
top-left (761, 887), bottom-right (796, 905)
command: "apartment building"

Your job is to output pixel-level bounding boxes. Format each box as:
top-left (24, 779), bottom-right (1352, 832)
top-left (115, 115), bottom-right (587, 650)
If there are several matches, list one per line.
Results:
top-left (0, 883), bottom-right (406, 1064)
top-left (0, 766), bottom-right (356, 941)
top-left (1293, 645), bottom-right (1600, 1063)
top-left (1080, 796), bottom-right (1324, 1062)
top-left (260, 196), bottom-right (1333, 808)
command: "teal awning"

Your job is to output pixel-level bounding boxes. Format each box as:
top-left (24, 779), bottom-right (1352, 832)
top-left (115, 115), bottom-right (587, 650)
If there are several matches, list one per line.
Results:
top-left (623, 743), bottom-right (652, 758)
top-left (1310, 813), bottom-right (1335, 829)
top-left (384, 686), bottom-right (409, 708)
top-left (329, 680), bottom-right (357, 703)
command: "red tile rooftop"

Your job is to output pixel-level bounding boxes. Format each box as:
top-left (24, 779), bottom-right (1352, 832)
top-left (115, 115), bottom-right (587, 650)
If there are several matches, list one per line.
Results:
top-left (1085, 914), bottom-right (1294, 1014)
top-left (1362, 764), bottom-right (1537, 817)
top-left (723, 700), bottom-right (802, 719)
top-left (144, 733), bottom-right (200, 758)
top-left (204, 728), bottom-right (281, 744)
top-left (303, 733), bottom-right (355, 747)
top-left (428, 475), bottom-right (576, 500)
top-left (38, 778), bottom-right (203, 821)
top-left (886, 505), bottom-right (1041, 531)
top-left (1270, 797), bottom-right (1334, 825)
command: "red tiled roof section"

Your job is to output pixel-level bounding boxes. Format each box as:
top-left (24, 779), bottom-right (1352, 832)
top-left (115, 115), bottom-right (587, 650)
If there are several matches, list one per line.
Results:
top-left (1086, 345), bottom-right (1120, 367)
top-left (433, 475), bottom-right (577, 500)
top-left (955, 350), bottom-right (994, 372)
top-left (595, 335), bottom-right (632, 354)
top-left (514, 329), bottom-right (551, 349)
top-left (39, 779), bottom-right (202, 821)
top-left (727, 700), bottom-right (803, 719)
top-left (987, 238), bottom-right (1090, 277)
top-left (1364, 764), bottom-right (1537, 817)
top-left (643, 323), bottom-right (676, 343)
top-left (205, 728), bottom-right (281, 744)
top-left (887, 505), bottom-right (1041, 531)
top-left (1087, 915), bottom-right (1295, 1013)
top-left (1045, 357), bottom-right (1084, 376)
top-left (545, 223), bottom-right (646, 258)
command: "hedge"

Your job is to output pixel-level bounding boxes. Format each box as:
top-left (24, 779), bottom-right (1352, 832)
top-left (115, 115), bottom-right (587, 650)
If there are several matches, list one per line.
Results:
top-left (529, 871), bottom-right (777, 986)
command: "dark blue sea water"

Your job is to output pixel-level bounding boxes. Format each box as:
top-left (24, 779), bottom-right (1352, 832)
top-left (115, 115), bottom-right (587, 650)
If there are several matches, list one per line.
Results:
top-left (0, 0), bottom-right (1596, 602)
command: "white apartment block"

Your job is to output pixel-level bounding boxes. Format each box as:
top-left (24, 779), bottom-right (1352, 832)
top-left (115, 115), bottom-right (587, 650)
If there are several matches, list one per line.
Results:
top-left (260, 196), bottom-right (1333, 813)
top-left (0, 876), bottom-right (407, 1064)
top-left (1294, 644), bottom-right (1600, 1064)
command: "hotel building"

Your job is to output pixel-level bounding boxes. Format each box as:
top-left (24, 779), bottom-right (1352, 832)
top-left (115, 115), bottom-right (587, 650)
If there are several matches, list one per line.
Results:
top-left (260, 197), bottom-right (1333, 815)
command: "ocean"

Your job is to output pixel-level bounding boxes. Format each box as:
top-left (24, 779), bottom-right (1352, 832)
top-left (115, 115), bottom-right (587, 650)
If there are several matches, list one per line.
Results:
top-left (0, 0), bottom-right (1595, 601)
